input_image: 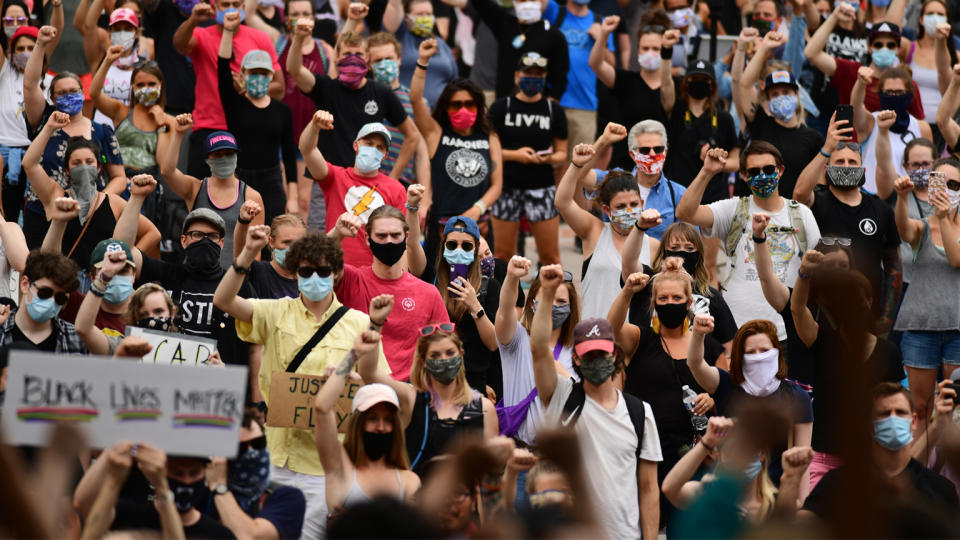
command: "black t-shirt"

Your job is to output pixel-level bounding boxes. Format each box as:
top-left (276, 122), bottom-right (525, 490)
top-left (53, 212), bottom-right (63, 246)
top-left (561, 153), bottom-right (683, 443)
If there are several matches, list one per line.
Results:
top-left (256, 486), bottom-right (307, 540)
top-left (247, 261), bottom-right (299, 300)
top-left (810, 186), bottom-right (900, 316)
top-left (11, 323), bottom-right (57, 351)
top-left (305, 76), bottom-right (407, 168)
top-left (778, 288), bottom-right (815, 387)
top-left (488, 96), bottom-right (568, 190)
top-left (610, 69), bottom-right (668, 170)
top-left (824, 23), bottom-right (870, 62)
top-left (145, 1), bottom-right (198, 113)
top-left (743, 108), bottom-right (824, 199)
top-left (112, 499), bottom-right (235, 538)
top-left (459, 276), bottom-right (501, 397)
top-left (664, 103), bottom-right (738, 203)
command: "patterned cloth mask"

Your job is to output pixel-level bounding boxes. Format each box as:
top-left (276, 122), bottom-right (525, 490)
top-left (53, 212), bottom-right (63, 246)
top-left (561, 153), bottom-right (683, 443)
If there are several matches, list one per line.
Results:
top-left (425, 354), bottom-right (462, 384)
top-left (825, 165), bottom-right (865, 189)
top-left (338, 54), bottom-right (369, 89)
top-left (244, 73), bottom-right (270, 98)
top-left (609, 208), bottom-right (639, 229)
top-left (909, 168), bottom-right (931, 190)
top-left (11, 51), bottom-right (30, 71)
top-left (134, 86), bottom-right (161, 106)
top-left (637, 51), bottom-right (661, 71)
top-left (228, 447), bottom-right (271, 511)
top-left (55, 91), bottom-right (84, 116)
top-left (768, 94), bottom-right (798, 122)
top-left (408, 14), bottom-right (435, 37)
top-left (372, 59), bottom-right (399, 85)
top-left (579, 353), bottom-right (615, 385)
top-left (632, 150), bottom-right (666, 175)
top-left (137, 316), bottom-right (172, 332)
top-left (747, 171), bottom-right (779, 198)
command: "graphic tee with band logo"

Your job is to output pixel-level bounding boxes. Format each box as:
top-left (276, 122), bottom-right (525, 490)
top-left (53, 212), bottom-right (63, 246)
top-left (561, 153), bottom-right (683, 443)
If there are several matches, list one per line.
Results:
top-left (430, 127), bottom-right (491, 217)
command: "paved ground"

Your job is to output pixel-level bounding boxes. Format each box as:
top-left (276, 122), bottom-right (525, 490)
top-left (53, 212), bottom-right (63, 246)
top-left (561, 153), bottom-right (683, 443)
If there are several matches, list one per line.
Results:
top-left (514, 224), bottom-right (584, 293)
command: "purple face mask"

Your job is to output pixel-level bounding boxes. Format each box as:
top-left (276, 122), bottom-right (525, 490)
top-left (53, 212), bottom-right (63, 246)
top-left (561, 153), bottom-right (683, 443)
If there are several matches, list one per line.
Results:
top-left (480, 256), bottom-right (495, 278)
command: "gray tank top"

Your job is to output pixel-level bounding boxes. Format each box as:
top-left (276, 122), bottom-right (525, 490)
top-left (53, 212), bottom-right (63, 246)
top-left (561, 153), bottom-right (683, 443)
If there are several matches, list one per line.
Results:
top-left (341, 468), bottom-right (404, 508)
top-left (894, 219), bottom-right (960, 332)
top-left (192, 178), bottom-right (248, 269)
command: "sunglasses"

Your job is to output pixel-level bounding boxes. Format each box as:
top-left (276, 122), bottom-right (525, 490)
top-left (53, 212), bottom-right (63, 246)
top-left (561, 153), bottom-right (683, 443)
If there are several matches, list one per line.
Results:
top-left (519, 56), bottom-right (548, 68)
top-left (30, 282), bottom-right (69, 305)
top-left (746, 165), bottom-right (779, 177)
top-left (3, 16), bottom-right (26, 24)
top-left (185, 230), bottom-right (224, 242)
top-left (872, 41), bottom-right (898, 50)
top-left (237, 435), bottom-right (266, 455)
top-left (534, 269), bottom-right (574, 283)
top-left (297, 265), bottom-right (333, 278)
top-left (133, 59), bottom-right (159, 70)
top-left (639, 24), bottom-right (665, 34)
top-left (445, 240), bottom-right (475, 252)
top-left (635, 146), bottom-right (666, 155)
top-left (420, 322), bottom-right (456, 337)
top-left (821, 237), bottom-right (852, 246)
top-left (948, 180), bottom-right (960, 191)
top-left (447, 99), bottom-right (477, 112)
top-left (836, 141), bottom-right (861, 152)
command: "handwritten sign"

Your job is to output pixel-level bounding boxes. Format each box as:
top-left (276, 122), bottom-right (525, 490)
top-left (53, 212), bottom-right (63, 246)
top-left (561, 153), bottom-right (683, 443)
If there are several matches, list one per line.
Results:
top-left (266, 372), bottom-right (361, 433)
top-left (126, 327), bottom-right (217, 366)
top-left (1, 351), bottom-right (247, 457)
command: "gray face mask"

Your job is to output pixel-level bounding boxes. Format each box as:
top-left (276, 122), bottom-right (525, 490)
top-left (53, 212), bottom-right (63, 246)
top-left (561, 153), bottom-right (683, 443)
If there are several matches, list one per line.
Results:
top-left (533, 300), bottom-right (572, 330)
top-left (424, 354), bottom-right (462, 385)
top-left (579, 353), bottom-right (615, 385)
top-left (206, 154), bottom-right (238, 179)
top-left (68, 164), bottom-right (99, 225)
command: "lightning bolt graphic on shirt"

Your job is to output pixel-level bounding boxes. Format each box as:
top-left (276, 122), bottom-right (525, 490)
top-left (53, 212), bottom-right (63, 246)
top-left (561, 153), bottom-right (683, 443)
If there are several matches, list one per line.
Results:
top-left (352, 186), bottom-right (378, 216)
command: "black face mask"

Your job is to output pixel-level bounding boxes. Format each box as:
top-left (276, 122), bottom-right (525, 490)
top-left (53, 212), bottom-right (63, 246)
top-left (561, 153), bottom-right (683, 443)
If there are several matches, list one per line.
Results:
top-left (687, 80), bottom-right (712, 99)
top-left (664, 250), bottom-right (701, 276)
top-left (138, 316), bottom-right (172, 332)
top-left (167, 477), bottom-right (210, 513)
top-left (368, 238), bottom-right (407, 267)
top-left (362, 431), bottom-right (393, 461)
top-left (183, 238), bottom-right (222, 277)
top-left (656, 302), bottom-right (689, 329)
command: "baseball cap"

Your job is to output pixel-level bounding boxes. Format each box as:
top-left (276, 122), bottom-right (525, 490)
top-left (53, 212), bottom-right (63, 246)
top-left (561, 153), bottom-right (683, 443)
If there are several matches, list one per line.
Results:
top-left (10, 25), bottom-right (39, 48)
top-left (573, 318), bottom-right (615, 357)
top-left (351, 383), bottom-right (400, 413)
top-left (764, 70), bottom-right (799, 90)
top-left (685, 59), bottom-right (715, 81)
top-left (355, 122), bottom-right (391, 145)
top-left (869, 21), bottom-right (901, 42)
top-left (443, 216), bottom-right (480, 240)
top-left (182, 208), bottom-right (226, 236)
top-left (241, 49), bottom-right (274, 73)
top-left (90, 238), bottom-right (136, 270)
top-left (109, 7), bottom-right (140, 27)
top-left (204, 131), bottom-right (239, 155)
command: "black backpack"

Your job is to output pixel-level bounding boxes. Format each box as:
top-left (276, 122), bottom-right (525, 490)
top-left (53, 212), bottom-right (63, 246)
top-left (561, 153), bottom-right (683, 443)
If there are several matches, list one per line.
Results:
top-left (561, 380), bottom-right (648, 459)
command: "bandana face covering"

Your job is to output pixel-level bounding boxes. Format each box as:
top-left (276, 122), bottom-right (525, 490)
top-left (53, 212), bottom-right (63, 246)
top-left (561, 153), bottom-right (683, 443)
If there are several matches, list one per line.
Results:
top-left (228, 447), bottom-right (270, 511)
top-left (55, 92), bottom-right (84, 116)
top-left (632, 150), bottom-right (666, 175)
top-left (183, 238), bottom-right (223, 278)
top-left (825, 165), bottom-right (865, 189)
top-left (69, 165), bottom-right (99, 225)
top-left (878, 91), bottom-right (912, 133)
top-left (740, 348), bottom-right (781, 397)
top-left (909, 168), bottom-right (931, 190)
top-left (134, 86), bottom-right (161, 106)
top-left (425, 354), bottom-right (462, 384)
top-left (338, 54), bottom-right (369, 89)
top-left (206, 154), bottom-right (238, 179)
top-left (408, 14), bottom-right (435, 37)
top-left (747, 171), bottom-right (779, 198)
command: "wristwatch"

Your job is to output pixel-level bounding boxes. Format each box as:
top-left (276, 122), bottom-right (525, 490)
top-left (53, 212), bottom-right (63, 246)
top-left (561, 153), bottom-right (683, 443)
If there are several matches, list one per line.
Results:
top-left (213, 484), bottom-right (229, 496)
top-left (232, 261), bottom-right (250, 274)
top-left (472, 308), bottom-right (485, 320)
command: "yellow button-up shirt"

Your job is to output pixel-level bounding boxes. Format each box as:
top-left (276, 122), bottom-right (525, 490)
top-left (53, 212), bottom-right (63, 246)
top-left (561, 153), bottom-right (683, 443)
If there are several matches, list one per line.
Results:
top-left (236, 295), bottom-right (389, 476)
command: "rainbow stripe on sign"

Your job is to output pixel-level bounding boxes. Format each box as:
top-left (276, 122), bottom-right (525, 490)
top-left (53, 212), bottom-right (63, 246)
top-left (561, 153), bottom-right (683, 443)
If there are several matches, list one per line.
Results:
top-left (17, 407), bottom-right (98, 422)
top-left (172, 414), bottom-right (234, 428)
top-left (115, 408), bottom-right (162, 421)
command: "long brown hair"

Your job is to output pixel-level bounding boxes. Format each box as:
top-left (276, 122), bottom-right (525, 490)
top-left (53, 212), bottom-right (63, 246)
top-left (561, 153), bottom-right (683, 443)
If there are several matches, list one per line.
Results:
top-left (728, 319), bottom-right (786, 386)
top-left (435, 230), bottom-right (482, 321)
top-left (410, 331), bottom-right (472, 407)
top-left (521, 277), bottom-right (579, 348)
top-left (652, 222), bottom-right (711, 296)
top-left (341, 406), bottom-right (409, 470)
top-left (128, 61), bottom-right (167, 110)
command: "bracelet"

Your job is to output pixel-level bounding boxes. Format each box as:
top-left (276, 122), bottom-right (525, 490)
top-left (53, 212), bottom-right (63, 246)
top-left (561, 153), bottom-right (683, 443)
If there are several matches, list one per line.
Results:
top-left (819, 148), bottom-right (831, 159)
top-left (798, 268), bottom-right (810, 280)
top-left (416, 62), bottom-right (428, 70)
top-left (237, 216), bottom-right (252, 224)
top-left (473, 200), bottom-right (488, 214)
top-left (660, 46), bottom-right (674, 60)
top-left (700, 440), bottom-right (715, 453)
top-left (635, 222), bottom-right (649, 232)
top-left (405, 203), bottom-right (420, 212)
top-left (571, 161), bottom-right (583, 168)
top-left (89, 284), bottom-right (106, 297)
top-left (752, 234), bottom-right (766, 243)
top-left (369, 318), bottom-right (385, 329)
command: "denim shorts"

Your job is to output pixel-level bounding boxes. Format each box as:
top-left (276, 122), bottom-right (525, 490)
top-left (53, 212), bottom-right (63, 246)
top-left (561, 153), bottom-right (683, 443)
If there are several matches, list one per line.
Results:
top-left (900, 330), bottom-right (960, 369)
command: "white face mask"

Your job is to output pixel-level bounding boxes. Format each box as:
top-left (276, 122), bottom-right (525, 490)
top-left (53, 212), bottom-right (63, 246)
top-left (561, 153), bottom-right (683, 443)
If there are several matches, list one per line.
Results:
top-left (515, 1), bottom-right (542, 24)
top-left (740, 349), bottom-right (781, 397)
top-left (637, 51), bottom-right (662, 71)
top-left (110, 30), bottom-right (136, 50)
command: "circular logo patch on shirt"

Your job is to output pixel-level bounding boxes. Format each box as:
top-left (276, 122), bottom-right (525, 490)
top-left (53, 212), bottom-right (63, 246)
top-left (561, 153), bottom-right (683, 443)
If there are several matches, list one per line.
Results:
top-left (859, 218), bottom-right (877, 236)
top-left (401, 297), bottom-right (416, 311)
top-left (445, 148), bottom-right (488, 188)
top-left (344, 185), bottom-right (386, 223)
top-left (364, 100), bottom-right (379, 116)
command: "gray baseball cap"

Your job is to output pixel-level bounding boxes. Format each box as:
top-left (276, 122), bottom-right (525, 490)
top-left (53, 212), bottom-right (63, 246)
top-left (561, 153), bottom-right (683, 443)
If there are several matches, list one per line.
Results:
top-left (355, 122), bottom-right (391, 145)
top-left (182, 208), bottom-right (226, 236)
top-left (241, 49), bottom-right (274, 73)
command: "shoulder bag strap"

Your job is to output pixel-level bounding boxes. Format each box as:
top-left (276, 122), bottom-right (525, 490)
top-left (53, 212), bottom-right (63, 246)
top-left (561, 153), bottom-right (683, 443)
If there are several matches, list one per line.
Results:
top-left (286, 305), bottom-right (350, 373)
top-left (66, 192), bottom-right (103, 259)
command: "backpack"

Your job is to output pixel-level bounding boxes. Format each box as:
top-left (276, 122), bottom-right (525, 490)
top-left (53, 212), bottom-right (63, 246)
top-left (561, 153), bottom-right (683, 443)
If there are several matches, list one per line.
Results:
top-left (561, 380), bottom-right (648, 459)
top-left (720, 196), bottom-right (807, 291)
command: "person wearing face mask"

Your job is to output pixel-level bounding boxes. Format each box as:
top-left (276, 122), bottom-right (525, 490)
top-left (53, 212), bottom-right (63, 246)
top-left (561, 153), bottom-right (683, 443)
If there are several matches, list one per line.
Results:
top-left (0, 250), bottom-right (86, 353)
top-left (84, 8), bottom-right (151, 128)
top-left (795, 113), bottom-right (903, 330)
top-left (0, 25), bottom-right (41, 218)
top-left (532, 265), bottom-right (661, 540)
top-left (688, 318), bottom-right (814, 497)
top-left (381, 0), bottom-right (457, 108)
top-left (173, 0), bottom-right (282, 180)
top-left (908, 0), bottom-right (954, 149)
top-left (238, 213), bottom-right (306, 300)
top-left (489, 51), bottom-right (568, 265)
top-left (161, 118), bottom-right (266, 268)
top-left (300, 114), bottom-right (407, 266)
top-left (214, 227), bottom-right (390, 539)
top-left (678, 144), bottom-right (821, 338)
top-left (798, 383), bottom-right (959, 524)
top-left (218, 23), bottom-right (298, 226)
top-left (663, 0), bottom-right (699, 72)
top-left (328, 206), bottom-right (449, 382)
top-left (286, 23), bottom-right (419, 189)
top-left (495, 256), bottom-right (580, 446)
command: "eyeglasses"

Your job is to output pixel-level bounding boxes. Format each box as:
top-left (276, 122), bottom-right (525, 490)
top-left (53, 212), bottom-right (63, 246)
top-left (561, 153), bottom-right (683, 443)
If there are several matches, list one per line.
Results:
top-left (872, 41), bottom-right (898, 50)
top-left (836, 141), bottom-right (861, 152)
top-left (447, 99), bottom-right (477, 112)
top-left (821, 237), bottom-right (851, 246)
top-left (444, 239), bottom-right (474, 252)
top-left (907, 161), bottom-right (932, 170)
top-left (420, 322), bottom-right (456, 337)
top-left (3, 16), bottom-right (26, 24)
top-left (519, 56), bottom-right (548, 68)
top-left (635, 145), bottom-right (666, 155)
top-left (237, 435), bottom-right (266, 455)
top-left (185, 230), bottom-right (224, 242)
top-left (746, 165), bottom-right (778, 176)
top-left (297, 265), bottom-right (333, 278)
top-left (30, 282), bottom-right (69, 305)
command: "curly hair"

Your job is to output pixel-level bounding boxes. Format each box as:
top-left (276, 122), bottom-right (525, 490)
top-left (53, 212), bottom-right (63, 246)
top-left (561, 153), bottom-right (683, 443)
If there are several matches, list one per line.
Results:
top-left (284, 231), bottom-right (343, 273)
top-left (23, 250), bottom-right (80, 292)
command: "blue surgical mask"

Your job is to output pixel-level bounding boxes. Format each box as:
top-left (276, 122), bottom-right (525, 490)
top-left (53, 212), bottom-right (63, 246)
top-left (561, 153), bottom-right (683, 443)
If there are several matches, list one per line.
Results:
top-left (871, 0), bottom-right (891, 7)
top-left (609, 208), bottom-right (639, 229)
top-left (216, 7), bottom-right (245, 25)
top-left (768, 94), bottom-right (798, 122)
top-left (55, 92), bottom-right (84, 116)
top-left (355, 145), bottom-right (384, 174)
top-left (244, 73), bottom-right (270, 99)
top-left (872, 47), bottom-right (897, 69)
top-left (743, 457), bottom-right (763, 481)
top-left (873, 414), bottom-right (913, 450)
top-left (443, 247), bottom-right (474, 265)
top-left (273, 247), bottom-right (287, 267)
top-left (298, 272), bottom-right (333, 301)
top-left (103, 275), bottom-right (134, 304)
top-left (27, 294), bottom-right (61, 323)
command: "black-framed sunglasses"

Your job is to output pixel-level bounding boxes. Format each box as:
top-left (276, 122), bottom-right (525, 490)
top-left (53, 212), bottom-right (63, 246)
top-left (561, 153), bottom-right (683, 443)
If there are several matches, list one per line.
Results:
top-left (533, 269), bottom-right (573, 282)
top-left (445, 240), bottom-right (475, 252)
top-left (639, 24), bottom-right (665, 34)
top-left (30, 282), bottom-right (69, 305)
top-left (238, 435), bottom-right (267, 455)
top-left (635, 145), bottom-right (666, 155)
top-left (746, 165), bottom-right (779, 176)
top-left (297, 265), bottom-right (333, 278)
top-left (420, 322), bottom-right (456, 337)
top-left (821, 237), bottom-right (852, 246)
top-left (872, 41), bottom-right (898, 50)
top-left (948, 179), bottom-right (960, 191)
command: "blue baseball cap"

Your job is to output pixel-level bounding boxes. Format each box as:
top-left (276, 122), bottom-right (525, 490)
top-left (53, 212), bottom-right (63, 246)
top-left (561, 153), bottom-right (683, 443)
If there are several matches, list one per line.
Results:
top-left (764, 70), bottom-right (798, 91)
top-left (204, 131), bottom-right (239, 155)
top-left (443, 216), bottom-right (480, 239)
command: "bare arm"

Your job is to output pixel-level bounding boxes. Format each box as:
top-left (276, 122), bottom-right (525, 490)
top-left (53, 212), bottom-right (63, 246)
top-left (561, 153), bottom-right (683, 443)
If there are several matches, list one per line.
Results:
top-left (851, 70), bottom-right (875, 142)
top-left (24, 26), bottom-right (57, 133)
top-left (531, 267), bottom-right (563, 407)
top-left (790, 255), bottom-right (819, 349)
top-left (89, 47), bottom-right (128, 124)
top-left (686, 316), bottom-right (721, 394)
top-left (935, 23), bottom-right (953, 96)
top-left (875, 111), bottom-right (900, 200)
top-left (0, 217), bottom-right (28, 272)
top-left (934, 196), bottom-right (960, 267)
top-left (382, 0), bottom-right (404, 33)
top-left (936, 66), bottom-right (960, 151)
top-left (410, 40), bottom-right (442, 148)
top-left (404, 184), bottom-right (427, 277)
top-left (638, 459), bottom-right (659, 540)
top-left (620, 223), bottom-right (645, 280)
top-left (660, 30), bottom-right (679, 118)
top-left (173, 3), bottom-right (211, 56)
top-left (82, 0), bottom-right (106, 70)
top-left (894, 180), bottom-right (923, 249)
top-left (286, 19), bottom-right (317, 93)
top-left (389, 118), bottom-right (420, 180)
top-left (212, 226), bottom-right (262, 323)
top-left (160, 118), bottom-right (202, 207)
top-left (495, 256), bottom-right (528, 346)
top-left (754, 227), bottom-right (790, 311)
top-left (608, 281), bottom-right (642, 357)
top-left (299, 111), bottom-right (331, 181)
top-left (242, 0), bottom-right (280, 42)
top-left (661, 440), bottom-right (711, 508)
top-left (803, 6), bottom-right (841, 76)
top-left (48, 0), bottom-right (64, 49)
top-left (885, 0), bottom-right (906, 26)
top-left (589, 16), bottom-right (618, 89)
top-left (315, 347), bottom-right (370, 484)
top-left (23, 117), bottom-right (67, 208)
top-left (676, 150), bottom-right (725, 228)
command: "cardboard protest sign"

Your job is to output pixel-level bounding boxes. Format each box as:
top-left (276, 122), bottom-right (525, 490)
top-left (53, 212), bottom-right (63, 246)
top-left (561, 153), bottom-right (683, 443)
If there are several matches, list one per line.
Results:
top-left (266, 372), bottom-right (361, 433)
top-left (2, 351), bottom-right (247, 457)
top-left (126, 327), bottom-right (217, 366)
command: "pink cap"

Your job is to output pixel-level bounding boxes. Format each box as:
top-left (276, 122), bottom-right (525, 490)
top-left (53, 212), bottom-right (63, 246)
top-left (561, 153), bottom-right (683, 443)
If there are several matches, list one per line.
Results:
top-left (351, 383), bottom-right (399, 413)
top-left (109, 8), bottom-right (140, 27)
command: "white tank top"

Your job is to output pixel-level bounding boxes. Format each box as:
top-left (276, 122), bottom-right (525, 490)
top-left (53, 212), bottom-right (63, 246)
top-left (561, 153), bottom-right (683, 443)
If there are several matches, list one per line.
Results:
top-left (910, 61), bottom-right (939, 127)
top-left (580, 223), bottom-right (651, 320)
top-left (93, 63), bottom-right (133, 128)
top-left (860, 111), bottom-right (921, 195)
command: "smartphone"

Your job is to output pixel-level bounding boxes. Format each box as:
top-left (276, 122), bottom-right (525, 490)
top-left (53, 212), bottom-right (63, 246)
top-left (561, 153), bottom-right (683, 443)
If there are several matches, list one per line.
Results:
top-left (835, 104), bottom-right (854, 129)
top-left (929, 171), bottom-right (947, 198)
top-left (536, 148), bottom-right (553, 156)
top-left (449, 265), bottom-right (469, 284)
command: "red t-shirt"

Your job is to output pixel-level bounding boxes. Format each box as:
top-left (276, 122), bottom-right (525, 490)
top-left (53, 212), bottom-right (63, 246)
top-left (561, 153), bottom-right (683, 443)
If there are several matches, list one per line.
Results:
top-left (60, 291), bottom-right (127, 339)
top-left (831, 57), bottom-right (925, 119)
top-left (190, 25), bottom-right (281, 130)
top-left (318, 163), bottom-right (407, 266)
top-left (336, 265), bottom-right (449, 381)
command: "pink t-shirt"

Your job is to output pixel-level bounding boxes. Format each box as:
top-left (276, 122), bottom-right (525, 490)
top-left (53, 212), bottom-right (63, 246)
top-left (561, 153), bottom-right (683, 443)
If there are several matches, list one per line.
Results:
top-left (190, 24), bottom-right (281, 130)
top-left (318, 163), bottom-right (407, 266)
top-left (336, 265), bottom-right (450, 381)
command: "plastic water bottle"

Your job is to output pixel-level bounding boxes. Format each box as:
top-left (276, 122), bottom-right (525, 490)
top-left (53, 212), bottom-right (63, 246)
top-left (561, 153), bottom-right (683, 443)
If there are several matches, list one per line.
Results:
top-left (682, 385), bottom-right (708, 432)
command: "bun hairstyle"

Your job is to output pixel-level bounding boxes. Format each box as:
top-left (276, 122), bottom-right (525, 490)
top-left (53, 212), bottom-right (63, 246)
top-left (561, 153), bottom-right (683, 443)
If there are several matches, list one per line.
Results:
top-left (598, 170), bottom-right (640, 208)
top-left (649, 257), bottom-right (693, 333)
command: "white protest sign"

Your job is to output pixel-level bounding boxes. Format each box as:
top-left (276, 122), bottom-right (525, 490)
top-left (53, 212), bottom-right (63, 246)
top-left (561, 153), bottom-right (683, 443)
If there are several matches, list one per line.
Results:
top-left (1, 351), bottom-right (247, 458)
top-left (126, 327), bottom-right (217, 366)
